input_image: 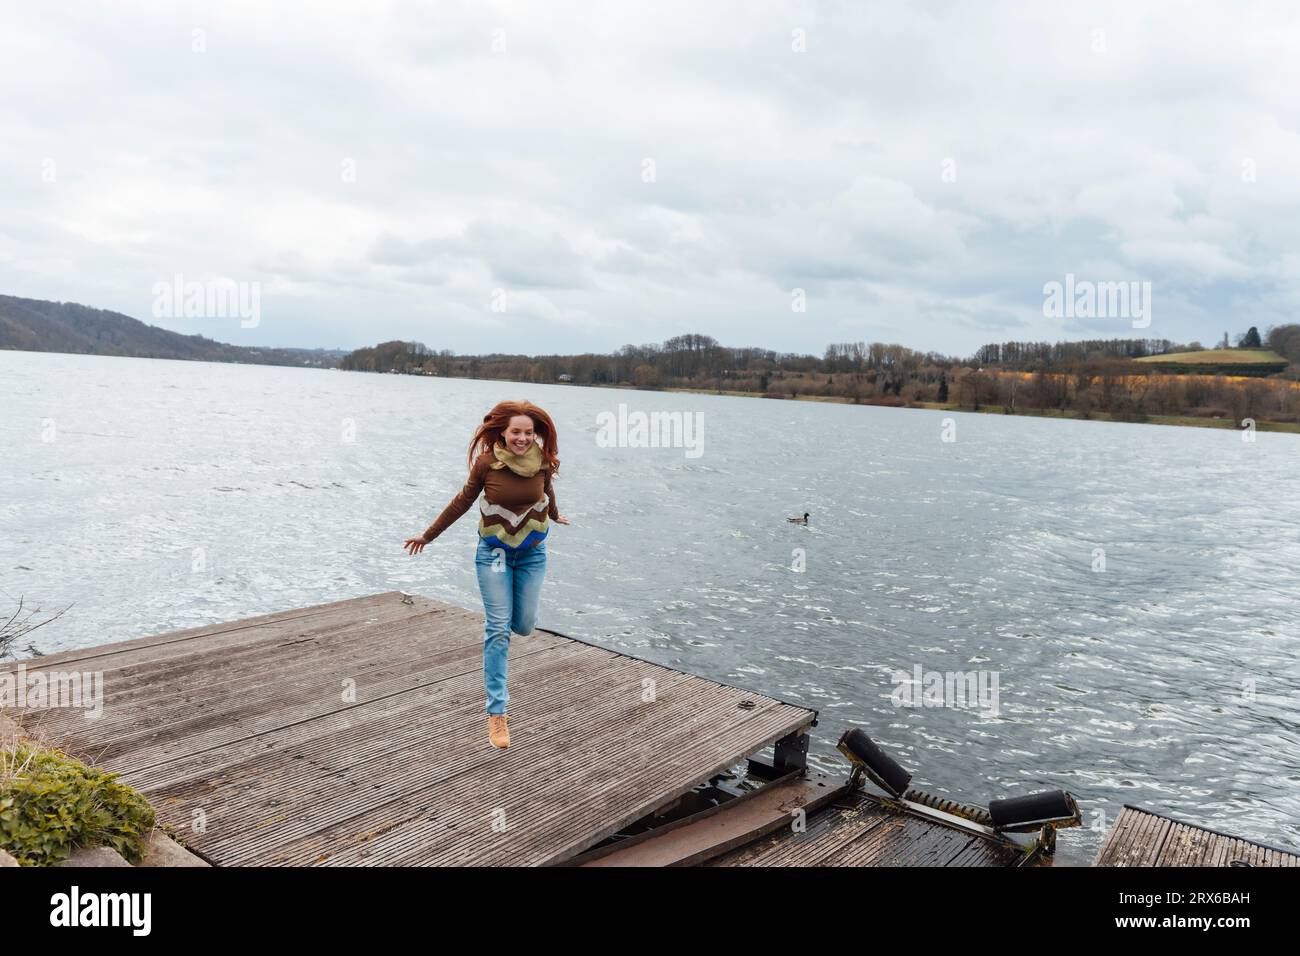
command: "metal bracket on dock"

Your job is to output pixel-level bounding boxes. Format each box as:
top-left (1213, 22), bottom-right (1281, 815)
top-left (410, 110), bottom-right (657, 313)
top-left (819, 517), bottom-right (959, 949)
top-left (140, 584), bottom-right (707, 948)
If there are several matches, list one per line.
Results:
top-left (1037, 824), bottom-right (1057, 856)
top-left (773, 729), bottom-right (810, 774)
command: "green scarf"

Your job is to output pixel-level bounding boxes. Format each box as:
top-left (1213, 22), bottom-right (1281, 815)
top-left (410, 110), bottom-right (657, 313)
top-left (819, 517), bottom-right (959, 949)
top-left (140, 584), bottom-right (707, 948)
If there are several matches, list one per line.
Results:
top-left (491, 440), bottom-right (544, 477)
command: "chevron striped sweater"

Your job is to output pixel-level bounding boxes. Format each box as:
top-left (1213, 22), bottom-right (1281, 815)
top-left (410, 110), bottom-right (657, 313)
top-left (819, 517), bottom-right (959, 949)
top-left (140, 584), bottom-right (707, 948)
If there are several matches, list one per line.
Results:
top-left (421, 442), bottom-right (559, 551)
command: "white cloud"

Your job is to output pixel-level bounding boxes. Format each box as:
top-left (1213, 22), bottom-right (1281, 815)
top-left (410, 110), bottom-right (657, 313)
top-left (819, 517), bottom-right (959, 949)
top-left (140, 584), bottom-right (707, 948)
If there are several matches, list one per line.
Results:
top-left (1, 0), bottom-right (1298, 356)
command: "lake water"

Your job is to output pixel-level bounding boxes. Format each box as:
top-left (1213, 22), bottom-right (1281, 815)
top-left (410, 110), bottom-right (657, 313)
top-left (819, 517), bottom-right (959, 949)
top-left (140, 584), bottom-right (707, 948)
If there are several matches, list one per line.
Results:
top-left (2, 349), bottom-right (1298, 865)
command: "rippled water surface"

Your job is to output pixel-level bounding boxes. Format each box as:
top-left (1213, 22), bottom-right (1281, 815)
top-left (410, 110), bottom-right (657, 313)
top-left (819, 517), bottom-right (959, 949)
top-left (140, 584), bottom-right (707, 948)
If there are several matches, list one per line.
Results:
top-left (3, 351), bottom-right (1298, 864)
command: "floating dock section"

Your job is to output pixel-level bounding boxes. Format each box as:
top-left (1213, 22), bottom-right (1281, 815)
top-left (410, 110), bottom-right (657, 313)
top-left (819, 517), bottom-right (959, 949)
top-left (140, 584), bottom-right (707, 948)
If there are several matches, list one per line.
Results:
top-left (1094, 806), bottom-right (1300, 868)
top-left (707, 789), bottom-right (1025, 867)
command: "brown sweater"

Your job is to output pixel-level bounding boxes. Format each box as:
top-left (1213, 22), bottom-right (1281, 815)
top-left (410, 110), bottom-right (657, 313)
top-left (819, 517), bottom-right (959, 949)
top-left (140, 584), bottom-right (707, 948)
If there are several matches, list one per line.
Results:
top-left (422, 444), bottom-right (559, 551)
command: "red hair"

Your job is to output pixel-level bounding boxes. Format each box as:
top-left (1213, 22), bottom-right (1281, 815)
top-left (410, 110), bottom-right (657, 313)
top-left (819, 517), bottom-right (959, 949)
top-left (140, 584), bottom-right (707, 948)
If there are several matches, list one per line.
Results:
top-left (469, 401), bottom-right (560, 477)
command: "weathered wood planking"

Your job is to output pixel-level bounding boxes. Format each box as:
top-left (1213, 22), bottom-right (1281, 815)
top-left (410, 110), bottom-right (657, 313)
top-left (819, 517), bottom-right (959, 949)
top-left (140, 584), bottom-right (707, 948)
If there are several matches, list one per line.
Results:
top-left (1, 591), bottom-right (816, 866)
top-left (706, 790), bottom-right (1024, 867)
top-left (576, 773), bottom-right (847, 867)
top-left (1094, 806), bottom-right (1300, 868)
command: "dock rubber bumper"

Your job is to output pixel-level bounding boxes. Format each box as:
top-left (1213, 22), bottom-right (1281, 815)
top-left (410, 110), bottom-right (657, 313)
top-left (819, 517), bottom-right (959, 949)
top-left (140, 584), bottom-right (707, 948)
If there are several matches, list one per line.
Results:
top-left (988, 790), bottom-right (1080, 832)
top-left (838, 728), bottom-right (912, 798)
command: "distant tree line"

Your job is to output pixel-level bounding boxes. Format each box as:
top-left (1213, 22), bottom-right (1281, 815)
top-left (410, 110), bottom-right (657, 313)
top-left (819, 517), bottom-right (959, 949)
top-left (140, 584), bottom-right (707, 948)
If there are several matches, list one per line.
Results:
top-left (972, 338), bottom-right (1179, 368)
top-left (339, 340), bottom-right (454, 374)
top-left (338, 324), bottom-right (1300, 425)
top-left (339, 334), bottom-right (960, 397)
top-left (946, 361), bottom-right (1299, 423)
top-left (971, 326), bottom-right (1295, 370)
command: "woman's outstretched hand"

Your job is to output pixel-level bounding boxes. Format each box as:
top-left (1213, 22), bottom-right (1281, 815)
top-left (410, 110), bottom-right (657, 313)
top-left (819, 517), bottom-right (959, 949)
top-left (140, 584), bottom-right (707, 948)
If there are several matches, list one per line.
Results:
top-left (554, 514), bottom-right (570, 525)
top-left (403, 536), bottom-right (429, 555)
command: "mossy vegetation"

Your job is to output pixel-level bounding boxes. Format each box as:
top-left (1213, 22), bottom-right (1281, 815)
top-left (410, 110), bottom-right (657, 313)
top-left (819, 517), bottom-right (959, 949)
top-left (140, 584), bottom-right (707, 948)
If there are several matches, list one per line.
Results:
top-left (0, 740), bottom-right (156, 866)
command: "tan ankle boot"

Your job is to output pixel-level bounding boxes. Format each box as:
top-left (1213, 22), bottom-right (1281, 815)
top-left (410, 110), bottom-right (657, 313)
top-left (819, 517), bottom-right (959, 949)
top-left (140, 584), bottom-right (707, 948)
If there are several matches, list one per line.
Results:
top-left (487, 714), bottom-right (511, 749)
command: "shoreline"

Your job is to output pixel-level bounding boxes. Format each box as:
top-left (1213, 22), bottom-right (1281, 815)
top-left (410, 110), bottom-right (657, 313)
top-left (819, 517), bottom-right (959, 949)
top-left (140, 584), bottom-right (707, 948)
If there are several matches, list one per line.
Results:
top-left (652, 384), bottom-right (1300, 434)
top-left (7, 347), bottom-right (1298, 435)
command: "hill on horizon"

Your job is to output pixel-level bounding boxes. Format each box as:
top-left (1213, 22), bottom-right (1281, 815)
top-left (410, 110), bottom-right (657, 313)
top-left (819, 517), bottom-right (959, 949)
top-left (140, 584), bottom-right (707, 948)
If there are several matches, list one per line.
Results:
top-left (0, 294), bottom-right (344, 368)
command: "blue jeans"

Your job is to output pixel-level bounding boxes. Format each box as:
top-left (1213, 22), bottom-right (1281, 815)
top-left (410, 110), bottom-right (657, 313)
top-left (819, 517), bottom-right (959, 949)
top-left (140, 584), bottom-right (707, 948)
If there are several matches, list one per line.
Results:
top-left (474, 536), bottom-right (548, 715)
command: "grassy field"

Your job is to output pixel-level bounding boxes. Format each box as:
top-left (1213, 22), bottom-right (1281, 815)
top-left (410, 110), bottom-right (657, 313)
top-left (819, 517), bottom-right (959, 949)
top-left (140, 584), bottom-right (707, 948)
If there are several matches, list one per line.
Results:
top-left (1134, 348), bottom-right (1286, 364)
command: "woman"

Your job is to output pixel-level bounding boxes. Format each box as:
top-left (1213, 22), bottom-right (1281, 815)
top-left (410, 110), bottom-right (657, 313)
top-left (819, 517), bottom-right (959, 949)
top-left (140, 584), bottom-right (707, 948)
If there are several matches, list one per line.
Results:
top-left (404, 401), bottom-right (569, 750)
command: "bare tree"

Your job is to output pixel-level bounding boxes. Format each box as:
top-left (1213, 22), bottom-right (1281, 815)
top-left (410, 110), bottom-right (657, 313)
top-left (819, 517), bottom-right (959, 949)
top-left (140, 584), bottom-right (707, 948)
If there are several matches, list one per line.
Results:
top-left (0, 597), bottom-right (67, 661)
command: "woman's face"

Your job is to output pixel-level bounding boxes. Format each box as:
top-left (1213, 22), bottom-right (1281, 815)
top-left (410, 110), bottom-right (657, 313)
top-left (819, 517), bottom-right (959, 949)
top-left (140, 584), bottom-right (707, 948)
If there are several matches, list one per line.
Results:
top-left (503, 415), bottom-right (536, 454)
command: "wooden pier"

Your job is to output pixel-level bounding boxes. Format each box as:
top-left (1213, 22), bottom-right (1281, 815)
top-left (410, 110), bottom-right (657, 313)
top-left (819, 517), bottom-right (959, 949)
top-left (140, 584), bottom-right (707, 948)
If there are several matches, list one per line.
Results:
top-left (1094, 806), bottom-right (1300, 868)
top-left (3, 592), bottom-right (818, 866)
top-left (1, 591), bottom-right (1057, 867)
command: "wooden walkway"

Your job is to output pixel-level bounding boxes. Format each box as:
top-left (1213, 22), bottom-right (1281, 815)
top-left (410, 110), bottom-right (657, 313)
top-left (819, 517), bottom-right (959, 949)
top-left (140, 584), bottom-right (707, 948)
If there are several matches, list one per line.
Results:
top-left (1095, 806), bottom-right (1300, 867)
top-left (1, 592), bottom-right (816, 866)
top-left (706, 789), bottom-right (1025, 867)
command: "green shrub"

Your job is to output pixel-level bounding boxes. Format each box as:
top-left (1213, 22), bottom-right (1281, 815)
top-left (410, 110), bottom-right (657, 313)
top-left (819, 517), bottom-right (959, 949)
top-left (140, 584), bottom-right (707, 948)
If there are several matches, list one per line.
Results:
top-left (0, 743), bottom-right (156, 866)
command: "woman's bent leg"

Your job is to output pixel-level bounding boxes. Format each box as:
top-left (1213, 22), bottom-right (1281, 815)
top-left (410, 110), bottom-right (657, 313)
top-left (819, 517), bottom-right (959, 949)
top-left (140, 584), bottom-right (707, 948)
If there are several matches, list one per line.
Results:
top-left (509, 539), bottom-right (548, 636)
top-left (475, 539), bottom-right (513, 715)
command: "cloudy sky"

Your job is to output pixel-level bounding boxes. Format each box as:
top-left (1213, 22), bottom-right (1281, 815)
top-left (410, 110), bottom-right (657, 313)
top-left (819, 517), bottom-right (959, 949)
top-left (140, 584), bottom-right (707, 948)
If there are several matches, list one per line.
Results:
top-left (3, 1), bottom-right (1299, 356)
